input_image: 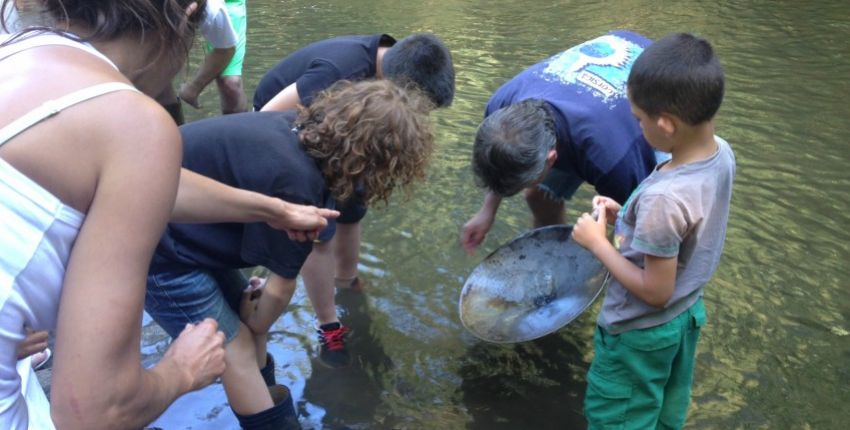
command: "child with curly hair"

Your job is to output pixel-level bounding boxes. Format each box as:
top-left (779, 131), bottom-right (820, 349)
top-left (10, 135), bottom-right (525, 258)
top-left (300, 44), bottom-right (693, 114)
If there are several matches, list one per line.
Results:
top-left (145, 79), bottom-right (434, 429)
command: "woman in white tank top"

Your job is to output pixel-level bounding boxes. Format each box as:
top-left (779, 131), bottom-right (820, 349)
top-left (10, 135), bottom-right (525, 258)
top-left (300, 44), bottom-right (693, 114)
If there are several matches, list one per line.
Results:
top-left (0, 2), bottom-right (340, 427)
top-left (0, 2), bottom-right (227, 429)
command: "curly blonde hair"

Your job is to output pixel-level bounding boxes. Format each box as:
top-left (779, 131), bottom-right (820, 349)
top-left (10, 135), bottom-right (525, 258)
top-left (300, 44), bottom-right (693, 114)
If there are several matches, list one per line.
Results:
top-left (296, 80), bottom-right (435, 206)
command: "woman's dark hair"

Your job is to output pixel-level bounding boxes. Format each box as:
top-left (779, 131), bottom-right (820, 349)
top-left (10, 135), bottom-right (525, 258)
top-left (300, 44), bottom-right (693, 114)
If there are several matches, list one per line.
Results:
top-left (627, 32), bottom-right (724, 125)
top-left (1, 0), bottom-right (206, 63)
top-left (472, 99), bottom-right (557, 197)
top-left (296, 80), bottom-right (434, 206)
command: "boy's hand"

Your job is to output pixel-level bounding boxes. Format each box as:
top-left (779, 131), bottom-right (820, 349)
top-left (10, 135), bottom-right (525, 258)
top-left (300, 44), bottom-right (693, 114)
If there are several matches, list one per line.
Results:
top-left (572, 204), bottom-right (609, 253)
top-left (591, 195), bottom-right (621, 225)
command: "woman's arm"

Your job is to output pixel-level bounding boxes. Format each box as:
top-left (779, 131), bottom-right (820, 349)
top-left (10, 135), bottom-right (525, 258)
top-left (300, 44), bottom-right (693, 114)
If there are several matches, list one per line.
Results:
top-left (50, 101), bottom-right (225, 429)
top-left (171, 168), bottom-right (338, 240)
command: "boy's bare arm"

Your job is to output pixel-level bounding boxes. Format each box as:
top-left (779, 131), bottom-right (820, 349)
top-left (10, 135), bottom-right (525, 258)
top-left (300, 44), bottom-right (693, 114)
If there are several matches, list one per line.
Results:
top-left (593, 243), bottom-right (677, 307)
top-left (260, 82), bottom-right (301, 112)
top-left (572, 209), bottom-right (677, 307)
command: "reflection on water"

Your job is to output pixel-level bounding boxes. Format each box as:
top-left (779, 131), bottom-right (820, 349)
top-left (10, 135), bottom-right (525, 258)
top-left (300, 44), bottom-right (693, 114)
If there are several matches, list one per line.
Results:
top-left (149, 0), bottom-right (850, 428)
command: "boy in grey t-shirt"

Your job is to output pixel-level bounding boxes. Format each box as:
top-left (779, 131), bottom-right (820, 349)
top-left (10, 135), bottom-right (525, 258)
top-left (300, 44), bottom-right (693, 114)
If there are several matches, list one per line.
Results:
top-left (572, 33), bottom-right (735, 429)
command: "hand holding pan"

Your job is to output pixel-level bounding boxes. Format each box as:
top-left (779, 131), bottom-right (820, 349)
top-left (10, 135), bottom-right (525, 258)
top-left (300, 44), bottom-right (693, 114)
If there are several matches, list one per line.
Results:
top-left (458, 224), bottom-right (609, 343)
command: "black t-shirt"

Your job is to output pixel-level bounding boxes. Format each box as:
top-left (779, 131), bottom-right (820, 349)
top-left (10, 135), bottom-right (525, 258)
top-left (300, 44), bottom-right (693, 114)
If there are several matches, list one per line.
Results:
top-left (252, 34), bottom-right (396, 110)
top-left (150, 111), bottom-right (334, 279)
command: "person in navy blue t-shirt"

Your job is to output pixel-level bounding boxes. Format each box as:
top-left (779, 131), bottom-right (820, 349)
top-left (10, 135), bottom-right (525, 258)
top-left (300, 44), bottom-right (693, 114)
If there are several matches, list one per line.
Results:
top-left (462, 30), bottom-right (666, 254)
top-left (254, 32), bottom-right (454, 368)
top-left (145, 80), bottom-right (435, 430)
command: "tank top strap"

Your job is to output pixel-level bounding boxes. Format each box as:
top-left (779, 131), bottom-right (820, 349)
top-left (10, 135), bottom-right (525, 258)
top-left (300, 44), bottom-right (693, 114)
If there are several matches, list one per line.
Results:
top-left (0, 82), bottom-right (139, 147)
top-left (0, 32), bottom-right (118, 69)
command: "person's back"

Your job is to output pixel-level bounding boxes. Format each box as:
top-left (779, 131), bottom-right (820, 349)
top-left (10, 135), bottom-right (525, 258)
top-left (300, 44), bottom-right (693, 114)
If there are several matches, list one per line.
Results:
top-left (254, 32), bottom-right (454, 111)
top-left (572, 32), bottom-right (733, 429)
top-left (484, 30), bottom-right (656, 203)
top-left (0, 2), bottom-right (227, 428)
top-left (462, 31), bottom-right (660, 256)
top-left (253, 34), bottom-right (395, 110)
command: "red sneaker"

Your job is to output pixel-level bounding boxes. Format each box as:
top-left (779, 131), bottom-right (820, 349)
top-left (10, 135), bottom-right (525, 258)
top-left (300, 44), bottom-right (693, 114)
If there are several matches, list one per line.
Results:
top-left (317, 323), bottom-right (351, 368)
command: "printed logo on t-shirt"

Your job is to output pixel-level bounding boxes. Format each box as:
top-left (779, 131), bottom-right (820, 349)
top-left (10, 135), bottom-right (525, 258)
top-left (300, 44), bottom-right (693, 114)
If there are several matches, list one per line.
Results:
top-left (538, 34), bottom-right (644, 103)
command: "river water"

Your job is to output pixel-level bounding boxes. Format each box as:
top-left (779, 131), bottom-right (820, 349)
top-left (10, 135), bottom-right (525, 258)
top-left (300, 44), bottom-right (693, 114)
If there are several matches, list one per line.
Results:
top-left (148, 1), bottom-right (850, 428)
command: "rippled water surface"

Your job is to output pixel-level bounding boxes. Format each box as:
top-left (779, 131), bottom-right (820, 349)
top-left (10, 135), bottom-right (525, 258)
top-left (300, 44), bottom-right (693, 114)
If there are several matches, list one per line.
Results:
top-left (150, 1), bottom-right (850, 428)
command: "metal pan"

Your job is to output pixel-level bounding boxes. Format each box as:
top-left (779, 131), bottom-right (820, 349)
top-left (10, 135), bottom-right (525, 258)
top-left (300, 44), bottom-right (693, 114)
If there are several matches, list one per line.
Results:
top-left (459, 224), bottom-right (609, 343)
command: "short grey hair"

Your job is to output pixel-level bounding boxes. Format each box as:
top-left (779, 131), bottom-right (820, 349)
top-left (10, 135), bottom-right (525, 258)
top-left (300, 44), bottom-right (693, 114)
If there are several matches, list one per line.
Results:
top-left (472, 99), bottom-right (556, 196)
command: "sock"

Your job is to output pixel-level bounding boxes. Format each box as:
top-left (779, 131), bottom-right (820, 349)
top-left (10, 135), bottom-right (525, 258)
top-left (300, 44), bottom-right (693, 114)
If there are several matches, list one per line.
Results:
top-left (233, 393), bottom-right (300, 430)
top-left (334, 276), bottom-right (358, 289)
top-left (259, 353), bottom-right (276, 387)
top-left (319, 322), bottom-right (341, 331)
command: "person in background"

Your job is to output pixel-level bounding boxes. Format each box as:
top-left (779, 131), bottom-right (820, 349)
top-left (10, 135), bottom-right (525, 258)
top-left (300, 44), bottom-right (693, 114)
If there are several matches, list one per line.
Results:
top-left (145, 80), bottom-right (434, 429)
top-left (572, 32), bottom-right (734, 429)
top-left (0, 1), bottom-right (333, 428)
top-left (461, 31), bottom-right (666, 255)
top-left (254, 32), bottom-right (454, 367)
top-left (158, 0), bottom-right (247, 124)
top-left (182, 0), bottom-right (248, 115)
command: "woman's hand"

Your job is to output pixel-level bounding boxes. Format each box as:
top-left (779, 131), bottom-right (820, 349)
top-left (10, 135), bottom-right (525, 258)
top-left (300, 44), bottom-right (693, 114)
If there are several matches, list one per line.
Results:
top-left (162, 319), bottom-right (226, 392)
top-left (266, 200), bottom-right (339, 242)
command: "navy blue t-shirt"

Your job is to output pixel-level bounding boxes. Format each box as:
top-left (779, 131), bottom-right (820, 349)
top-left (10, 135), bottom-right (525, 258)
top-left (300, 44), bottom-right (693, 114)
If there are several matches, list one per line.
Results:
top-left (151, 111), bottom-right (335, 279)
top-left (252, 34), bottom-right (397, 110)
top-left (485, 30), bottom-right (658, 204)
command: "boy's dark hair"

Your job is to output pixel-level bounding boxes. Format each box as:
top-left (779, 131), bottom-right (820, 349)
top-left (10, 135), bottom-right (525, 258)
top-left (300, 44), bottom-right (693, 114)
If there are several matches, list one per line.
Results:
top-left (382, 32), bottom-right (455, 108)
top-left (628, 33), bottom-right (724, 125)
top-left (472, 99), bottom-right (556, 197)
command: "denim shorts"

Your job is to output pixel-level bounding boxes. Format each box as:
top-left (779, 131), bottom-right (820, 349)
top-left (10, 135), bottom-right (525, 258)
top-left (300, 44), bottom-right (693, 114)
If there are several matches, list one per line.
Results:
top-left (145, 269), bottom-right (248, 343)
top-left (537, 150), bottom-right (672, 201)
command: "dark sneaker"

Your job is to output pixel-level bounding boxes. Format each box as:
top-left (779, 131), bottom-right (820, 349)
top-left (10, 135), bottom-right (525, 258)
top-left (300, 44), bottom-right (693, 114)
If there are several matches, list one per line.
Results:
top-left (318, 322), bottom-right (351, 368)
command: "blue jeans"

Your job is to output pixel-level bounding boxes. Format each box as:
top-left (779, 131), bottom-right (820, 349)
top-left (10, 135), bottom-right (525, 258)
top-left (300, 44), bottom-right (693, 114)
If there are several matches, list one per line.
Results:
top-left (145, 269), bottom-right (248, 342)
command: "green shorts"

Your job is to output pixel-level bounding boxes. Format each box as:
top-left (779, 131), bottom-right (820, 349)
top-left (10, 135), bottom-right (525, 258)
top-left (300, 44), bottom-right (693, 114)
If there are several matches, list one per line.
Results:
top-left (206, 0), bottom-right (246, 76)
top-left (584, 298), bottom-right (706, 430)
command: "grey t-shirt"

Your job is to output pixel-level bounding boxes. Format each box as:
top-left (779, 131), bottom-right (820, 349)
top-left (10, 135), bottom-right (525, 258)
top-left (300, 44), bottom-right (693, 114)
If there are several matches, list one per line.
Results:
top-left (598, 136), bottom-right (736, 334)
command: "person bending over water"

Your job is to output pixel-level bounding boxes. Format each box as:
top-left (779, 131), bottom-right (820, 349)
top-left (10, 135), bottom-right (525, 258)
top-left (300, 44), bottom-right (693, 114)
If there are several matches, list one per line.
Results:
top-left (255, 32), bottom-right (454, 367)
top-left (0, 1), bottom-right (333, 428)
top-left (461, 31), bottom-right (667, 254)
top-left (145, 79), bottom-right (434, 429)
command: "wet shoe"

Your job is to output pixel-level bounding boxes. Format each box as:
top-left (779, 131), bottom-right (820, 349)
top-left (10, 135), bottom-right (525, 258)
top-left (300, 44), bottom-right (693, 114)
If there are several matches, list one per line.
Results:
top-left (317, 322), bottom-right (351, 368)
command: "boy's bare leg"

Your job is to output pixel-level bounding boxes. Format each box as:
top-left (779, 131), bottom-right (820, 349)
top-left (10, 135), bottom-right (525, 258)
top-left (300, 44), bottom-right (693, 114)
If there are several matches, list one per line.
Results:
top-left (221, 322), bottom-right (274, 414)
top-left (333, 222), bottom-right (361, 285)
top-left (524, 187), bottom-right (565, 227)
top-left (216, 75), bottom-right (247, 114)
top-left (301, 241), bottom-right (339, 325)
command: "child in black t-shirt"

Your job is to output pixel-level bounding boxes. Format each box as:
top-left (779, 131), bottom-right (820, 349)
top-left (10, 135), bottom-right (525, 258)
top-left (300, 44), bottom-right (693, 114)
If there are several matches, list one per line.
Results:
top-left (145, 80), bottom-right (435, 430)
top-left (254, 32), bottom-right (455, 368)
